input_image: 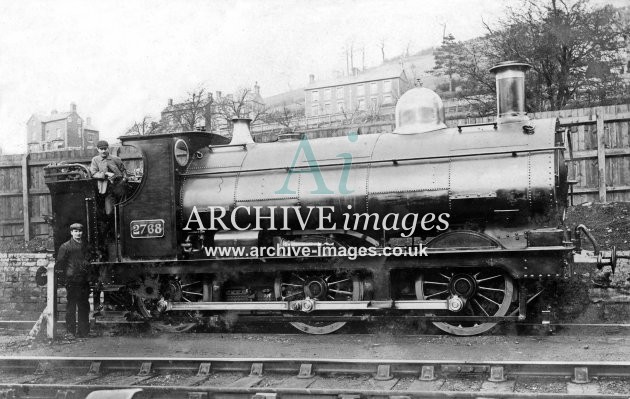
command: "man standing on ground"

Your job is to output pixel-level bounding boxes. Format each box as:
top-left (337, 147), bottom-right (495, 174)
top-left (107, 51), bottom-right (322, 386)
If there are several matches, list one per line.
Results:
top-left (56, 223), bottom-right (91, 338)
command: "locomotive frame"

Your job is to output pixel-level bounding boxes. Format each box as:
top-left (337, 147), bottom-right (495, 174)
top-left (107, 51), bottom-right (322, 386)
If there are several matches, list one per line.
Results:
top-left (43, 62), bottom-right (614, 336)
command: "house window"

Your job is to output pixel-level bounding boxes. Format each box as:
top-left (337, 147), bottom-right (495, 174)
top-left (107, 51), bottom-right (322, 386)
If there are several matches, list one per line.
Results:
top-left (383, 80), bottom-right (392, 93)
top-left (357, 84), bottom-right (365, 96)
top-left (337, 101), bottom-right (344, 112)
top-left (336, 87), bottom-right (344, 99)
top-left (383, 95), bottom-right (392, 104)
top-left (56, 128), bottom-right (62, 138)
top-left (68, 116), bottom-right (73, 122)
top-left (324, 89), bottom-right (331, 101)
top-left (311, 104), bottom-right (319, 116)
top-left (357, 99), bottom-right (365, 110)
top-left (371, 97), bottom-right (378, 109)
top-left (77, 119), bottom-right (82, 125)
top-left (311, 90), bottom-right (319, 102)
top-left (371, 82), bottom-right (378, 94)
top-left (324, 103), bottom-right (331, 114)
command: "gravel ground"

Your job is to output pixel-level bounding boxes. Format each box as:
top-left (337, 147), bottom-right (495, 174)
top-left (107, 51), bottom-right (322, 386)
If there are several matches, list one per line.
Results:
top-left (1, 329), bottom-right (629, 362)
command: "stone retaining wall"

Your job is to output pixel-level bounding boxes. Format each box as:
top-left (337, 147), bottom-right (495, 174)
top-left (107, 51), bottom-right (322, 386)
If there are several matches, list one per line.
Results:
top-left (0, 252), bottom-right (52, 320)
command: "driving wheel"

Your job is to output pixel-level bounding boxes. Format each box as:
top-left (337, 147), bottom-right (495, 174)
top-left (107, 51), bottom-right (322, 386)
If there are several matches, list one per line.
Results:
top-left (274, 272), bottom-right (363, 334)
top-left (416, 269), bottom-right (514, 336)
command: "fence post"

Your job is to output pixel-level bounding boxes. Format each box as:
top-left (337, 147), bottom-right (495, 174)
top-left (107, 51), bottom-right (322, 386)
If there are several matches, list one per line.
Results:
top-left (596, 107), bottom-right (606, 203)
top-left (22, 153), bottom-right (31, 241)
top-left (46, 261), bottom-right (57, 339)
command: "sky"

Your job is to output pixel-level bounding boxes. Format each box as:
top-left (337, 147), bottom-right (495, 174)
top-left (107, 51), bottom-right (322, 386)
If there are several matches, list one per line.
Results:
top-left (0, 0), bottom-right (612, 154)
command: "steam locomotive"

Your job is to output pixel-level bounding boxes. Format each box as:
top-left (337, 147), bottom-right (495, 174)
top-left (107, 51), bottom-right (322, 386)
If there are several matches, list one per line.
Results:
top-left (44, 61), bottom-right (614, 336)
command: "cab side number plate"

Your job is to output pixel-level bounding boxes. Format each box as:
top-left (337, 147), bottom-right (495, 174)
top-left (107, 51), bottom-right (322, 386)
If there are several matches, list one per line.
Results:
top-left (131, 219), bottom-right (165, 238)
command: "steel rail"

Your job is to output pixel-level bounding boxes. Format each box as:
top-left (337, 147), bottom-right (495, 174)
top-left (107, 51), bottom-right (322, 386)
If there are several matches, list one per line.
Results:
top-left (1, 357), bottom-right (630, 398)
top-left (4, 318), bottom-right (630, 329)
top-left (2, 384), bottom-right (629, 399)
top-left (1, 356), bottom-right (630, 375)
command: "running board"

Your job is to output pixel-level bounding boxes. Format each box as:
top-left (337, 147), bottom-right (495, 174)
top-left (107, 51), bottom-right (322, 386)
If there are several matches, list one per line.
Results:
top-left (166, 299), bottom-right (453, 312)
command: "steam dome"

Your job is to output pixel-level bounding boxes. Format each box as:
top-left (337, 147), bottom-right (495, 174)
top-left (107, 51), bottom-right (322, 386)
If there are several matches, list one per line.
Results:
top-left (394, 87), bottom-right (447, 134)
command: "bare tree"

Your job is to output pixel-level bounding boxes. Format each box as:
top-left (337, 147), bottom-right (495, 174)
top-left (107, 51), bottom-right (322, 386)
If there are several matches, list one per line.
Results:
top-left (379, 37), bottom-right (386, 62)
top-left (263, 103), bottom-right (304, 133)
top-left (404, 40), bottom-right (413, 57)
top-left (217, 87), bottom-right (268, 126)
top-left (171, 88), bottom-right (209, 131)
top-left (202, 92), bottom-right (217, 133)
top-left (126, 116), bottom-right (161, 135)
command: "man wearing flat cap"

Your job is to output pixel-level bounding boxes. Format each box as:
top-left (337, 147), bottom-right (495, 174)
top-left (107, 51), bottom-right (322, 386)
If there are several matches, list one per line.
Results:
top-left (89, 140), bottom-right (127, 234)
top-left (56, 223), bottom-right (91, 338)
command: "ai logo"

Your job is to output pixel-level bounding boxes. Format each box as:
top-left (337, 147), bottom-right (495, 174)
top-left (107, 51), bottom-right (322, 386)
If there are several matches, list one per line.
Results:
top-left (275, 132), bottom-right (358, 195)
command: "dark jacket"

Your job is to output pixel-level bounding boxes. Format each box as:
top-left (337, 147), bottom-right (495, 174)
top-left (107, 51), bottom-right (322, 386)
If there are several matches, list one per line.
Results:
top-left (56, 238), bottom-right (91, 284)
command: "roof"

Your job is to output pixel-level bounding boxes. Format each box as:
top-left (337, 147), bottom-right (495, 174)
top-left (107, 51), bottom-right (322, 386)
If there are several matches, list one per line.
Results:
top-left (264, 88), bottom-right (305, 108)
top-left (307, 64), bottom-right (406, 90)
top-left (84, 123), bottom-right (98, 131)
top-left (28, 111), bottom-right (73, 124)
top-left (43, 112), bottom-right (72, 123)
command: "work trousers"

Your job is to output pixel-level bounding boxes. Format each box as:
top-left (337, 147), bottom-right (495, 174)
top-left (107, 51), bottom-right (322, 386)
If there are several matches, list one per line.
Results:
top-left (65, 282), bottom-right (90, 337)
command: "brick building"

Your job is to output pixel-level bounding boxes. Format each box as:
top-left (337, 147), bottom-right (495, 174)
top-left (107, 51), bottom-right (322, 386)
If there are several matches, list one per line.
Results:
top-left (305, 64), bottom-right (409, 117)
top-left (26, 103), bottom-right (99, 152)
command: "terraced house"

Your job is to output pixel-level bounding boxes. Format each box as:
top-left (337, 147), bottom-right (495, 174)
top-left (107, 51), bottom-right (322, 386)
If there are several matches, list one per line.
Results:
top-left (305, 64), bottom-right (409, 118)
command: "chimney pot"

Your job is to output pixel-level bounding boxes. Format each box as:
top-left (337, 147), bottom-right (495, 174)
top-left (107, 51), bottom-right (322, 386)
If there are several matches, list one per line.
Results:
top-left (71, 102), bottom-right (77, 112)
top-left (168, 98), bottom-right (173, 106)
top-left (216, 91), bottom-right (222, 99)
top-left (51, 109), bottom-right (57, 114)
top-left (86, 117), bottom-right (92, 126)
top-left (309, 74), bottom-right (315, 83)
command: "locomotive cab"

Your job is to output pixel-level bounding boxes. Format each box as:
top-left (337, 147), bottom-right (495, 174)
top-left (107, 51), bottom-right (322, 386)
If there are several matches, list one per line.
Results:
top-left (116, 131), bottom-right (230, 261)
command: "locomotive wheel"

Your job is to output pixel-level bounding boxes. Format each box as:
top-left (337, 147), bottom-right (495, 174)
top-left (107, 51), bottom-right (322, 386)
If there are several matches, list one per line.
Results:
top-left (274, 272), bottom-right (362, 335)
top-left (415, 269), bottom-right (514, 336)
top-left (135, 278), bottom-right (201, 333)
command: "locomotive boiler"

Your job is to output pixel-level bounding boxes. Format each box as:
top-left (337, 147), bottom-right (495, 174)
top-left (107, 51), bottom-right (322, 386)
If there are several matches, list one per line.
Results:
top-left (44, 61), bottom-right (615, 336)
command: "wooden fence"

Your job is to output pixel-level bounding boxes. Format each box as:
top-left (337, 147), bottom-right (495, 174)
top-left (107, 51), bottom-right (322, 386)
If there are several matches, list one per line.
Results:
top-left (446, 104), bottom-right (630, 204)
top-left (1, 103), bottom-right (629, 240)
top-left (0, 146), bottom-right (141, 240)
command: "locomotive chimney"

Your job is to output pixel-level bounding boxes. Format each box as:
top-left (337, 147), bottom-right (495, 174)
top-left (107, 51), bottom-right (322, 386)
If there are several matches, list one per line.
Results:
top-left (489, 61), bottom-right (531, 124)
top-left (230, 118), bottom-right (254, 145)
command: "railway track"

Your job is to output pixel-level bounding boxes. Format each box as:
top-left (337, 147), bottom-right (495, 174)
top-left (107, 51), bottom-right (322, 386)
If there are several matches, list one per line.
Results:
top-left (0, 357), bottom-right (629, 398)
